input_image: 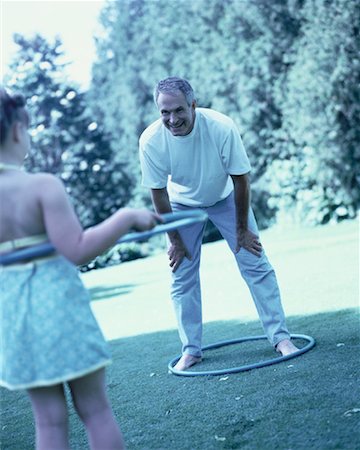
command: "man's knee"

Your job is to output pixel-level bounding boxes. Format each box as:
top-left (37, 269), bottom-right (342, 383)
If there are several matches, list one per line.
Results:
top-left (237, 248), bottom-right (272, 271)
top-left (172, 264), bottom-right (200, 294)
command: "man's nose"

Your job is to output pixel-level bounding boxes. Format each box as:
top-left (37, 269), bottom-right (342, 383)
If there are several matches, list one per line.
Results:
top-left (169, 112), bottom-right (177, 123)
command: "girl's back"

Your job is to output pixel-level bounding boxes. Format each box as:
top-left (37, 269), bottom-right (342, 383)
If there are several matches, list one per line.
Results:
top-left (0, 170), bottom-right (48, 242)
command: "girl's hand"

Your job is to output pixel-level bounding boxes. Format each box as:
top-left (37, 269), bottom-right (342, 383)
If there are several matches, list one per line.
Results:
top-left (132, 209), bottom-right (162, 231)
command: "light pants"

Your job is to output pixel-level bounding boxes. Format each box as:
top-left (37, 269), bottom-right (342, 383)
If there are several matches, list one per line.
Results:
top-left (170, 192), bottom-right (290, 357)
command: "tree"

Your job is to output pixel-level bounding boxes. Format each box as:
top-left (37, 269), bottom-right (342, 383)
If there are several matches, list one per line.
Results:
top-left (4, 33), bottom-right (133, 228)
top-left (272, 0), bottom-right (360, 224)
top-left (91, 0), bottom-right (359, 228)
top-left (91, 0), bottom-right (305, 228)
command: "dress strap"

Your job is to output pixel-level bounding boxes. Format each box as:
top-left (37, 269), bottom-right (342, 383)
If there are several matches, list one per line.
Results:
top-left (0, 234), bottom-right (48, 252)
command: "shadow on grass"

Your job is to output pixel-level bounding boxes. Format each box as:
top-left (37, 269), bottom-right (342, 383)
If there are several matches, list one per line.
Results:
top-left (89, 283), bottom-right (137, 301)
top-left (1, 308), bottom-right (359, 450)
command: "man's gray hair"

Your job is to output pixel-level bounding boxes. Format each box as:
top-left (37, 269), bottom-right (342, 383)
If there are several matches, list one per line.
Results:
top-left (153, 77), bottom-right (196, 106)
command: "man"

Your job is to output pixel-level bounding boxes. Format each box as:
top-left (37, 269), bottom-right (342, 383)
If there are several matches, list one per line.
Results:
top-left (139, 77), bottom-right (298, 371)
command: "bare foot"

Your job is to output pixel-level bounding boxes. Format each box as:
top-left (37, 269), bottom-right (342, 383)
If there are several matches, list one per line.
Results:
top-left (276, 339), bottom-right (299, 356)
top-left (173, 354), bottom-right (202, 371)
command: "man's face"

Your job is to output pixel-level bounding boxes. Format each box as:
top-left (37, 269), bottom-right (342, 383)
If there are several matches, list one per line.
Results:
top-left (157, 90), bottom-right (196, 136)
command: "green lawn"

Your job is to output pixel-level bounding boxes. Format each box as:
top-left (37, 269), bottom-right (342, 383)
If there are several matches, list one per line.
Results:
top-left (1, 310), bottom-right (359, 449)
top-left (1, 220), bottom-right (359, 449)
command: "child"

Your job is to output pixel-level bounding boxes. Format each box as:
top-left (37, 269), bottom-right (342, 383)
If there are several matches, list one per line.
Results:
top-left (0, 87), bottom-right (161, 450)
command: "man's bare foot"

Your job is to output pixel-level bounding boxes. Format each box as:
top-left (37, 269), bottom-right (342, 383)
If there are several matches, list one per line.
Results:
top-left (276, 339), bottom-right (299, 356)
top-left (173, 354), bottom-right (202, 371)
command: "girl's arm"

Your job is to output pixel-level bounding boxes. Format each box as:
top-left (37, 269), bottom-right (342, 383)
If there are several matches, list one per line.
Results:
top-left (38, 174), bottom-right (159, 265)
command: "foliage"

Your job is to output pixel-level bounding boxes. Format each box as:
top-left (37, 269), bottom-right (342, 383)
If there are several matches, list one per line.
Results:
top-left (91, 0), bottom-right (359, 228)
top-left (94, 0), bottom-right (359, 227)
top-left (4, 33), bottom-right (133, 229)
top-left (79, 242), bottom-right (151, 272)
top-left (3, 0), bottom-right (359, 269)
top-left (271, 0), bottom-right (360, 224)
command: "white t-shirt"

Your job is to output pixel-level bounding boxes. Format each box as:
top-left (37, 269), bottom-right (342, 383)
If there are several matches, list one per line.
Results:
top-left (139, 108), bottom-right (251, 207)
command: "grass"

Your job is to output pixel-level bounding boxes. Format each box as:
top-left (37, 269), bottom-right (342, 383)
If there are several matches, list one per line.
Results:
top-left (1, 309), bottom-right (359, 449)
top-left (1, 219), bottom-right (359, 449)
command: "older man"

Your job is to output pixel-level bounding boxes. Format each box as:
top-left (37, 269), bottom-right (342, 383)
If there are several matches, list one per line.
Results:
top-left (139, 77), bottom-right (298, 371)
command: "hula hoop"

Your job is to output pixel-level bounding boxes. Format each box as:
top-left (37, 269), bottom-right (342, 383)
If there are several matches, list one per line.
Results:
top-left (0, 210), bottom-right (208, 266)
top-left (168, 333), bottom-right (316, 377)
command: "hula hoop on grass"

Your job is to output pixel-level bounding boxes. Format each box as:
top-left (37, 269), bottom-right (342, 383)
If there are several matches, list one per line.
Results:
top-left (0, 210), bottom-right (208, 266)
top-left (168, 333), bottom-right (316, 377)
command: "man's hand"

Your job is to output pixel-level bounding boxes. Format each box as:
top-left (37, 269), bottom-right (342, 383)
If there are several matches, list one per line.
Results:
top-left (167, 234), bottom-right (191, 272)
top-left (235, 228), bottom-right (262, 257)
top-left (150, 187), bottom-right (192, 271)
top-left (230, 174), bottom-right (261, 257)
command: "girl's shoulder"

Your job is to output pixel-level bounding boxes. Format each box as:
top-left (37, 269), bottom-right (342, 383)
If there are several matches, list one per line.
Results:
top-left (26, 171), bottom-right (64, 188)
top-left (1, 170), bottom-right (62, 192)
top-left (21, 172), bottom-right (67, 202)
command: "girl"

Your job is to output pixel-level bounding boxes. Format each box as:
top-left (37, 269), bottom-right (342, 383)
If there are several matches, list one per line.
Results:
top-left (0, 87), bottom-right (160, 449)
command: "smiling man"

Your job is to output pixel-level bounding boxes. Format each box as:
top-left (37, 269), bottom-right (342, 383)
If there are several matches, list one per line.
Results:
top-left (139, 77), bottom-right (298, 371)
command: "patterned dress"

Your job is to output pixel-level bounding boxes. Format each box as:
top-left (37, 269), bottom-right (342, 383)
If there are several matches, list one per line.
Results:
top-left (0, 255), bottom-right (111, 390)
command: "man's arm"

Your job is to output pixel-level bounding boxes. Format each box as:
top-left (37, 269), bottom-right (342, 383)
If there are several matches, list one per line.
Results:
top-left (230, 174), bottom-right (262, 257)
top-left (151, 188), bottom-right (191, 271)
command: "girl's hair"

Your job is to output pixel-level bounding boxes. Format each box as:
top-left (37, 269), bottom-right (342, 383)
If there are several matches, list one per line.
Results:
top-left (0, 88), bottom-right (29, 145)
top-left (153, 77), bottom-right (196, 107)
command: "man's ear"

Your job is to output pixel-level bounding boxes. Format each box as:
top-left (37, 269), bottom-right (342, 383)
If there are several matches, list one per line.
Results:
top-left (192, 100), bottom-right (197, 110)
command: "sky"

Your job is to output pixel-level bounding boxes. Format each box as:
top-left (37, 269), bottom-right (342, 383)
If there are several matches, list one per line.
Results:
top-left (1, 0), bottom-right (105, 89)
